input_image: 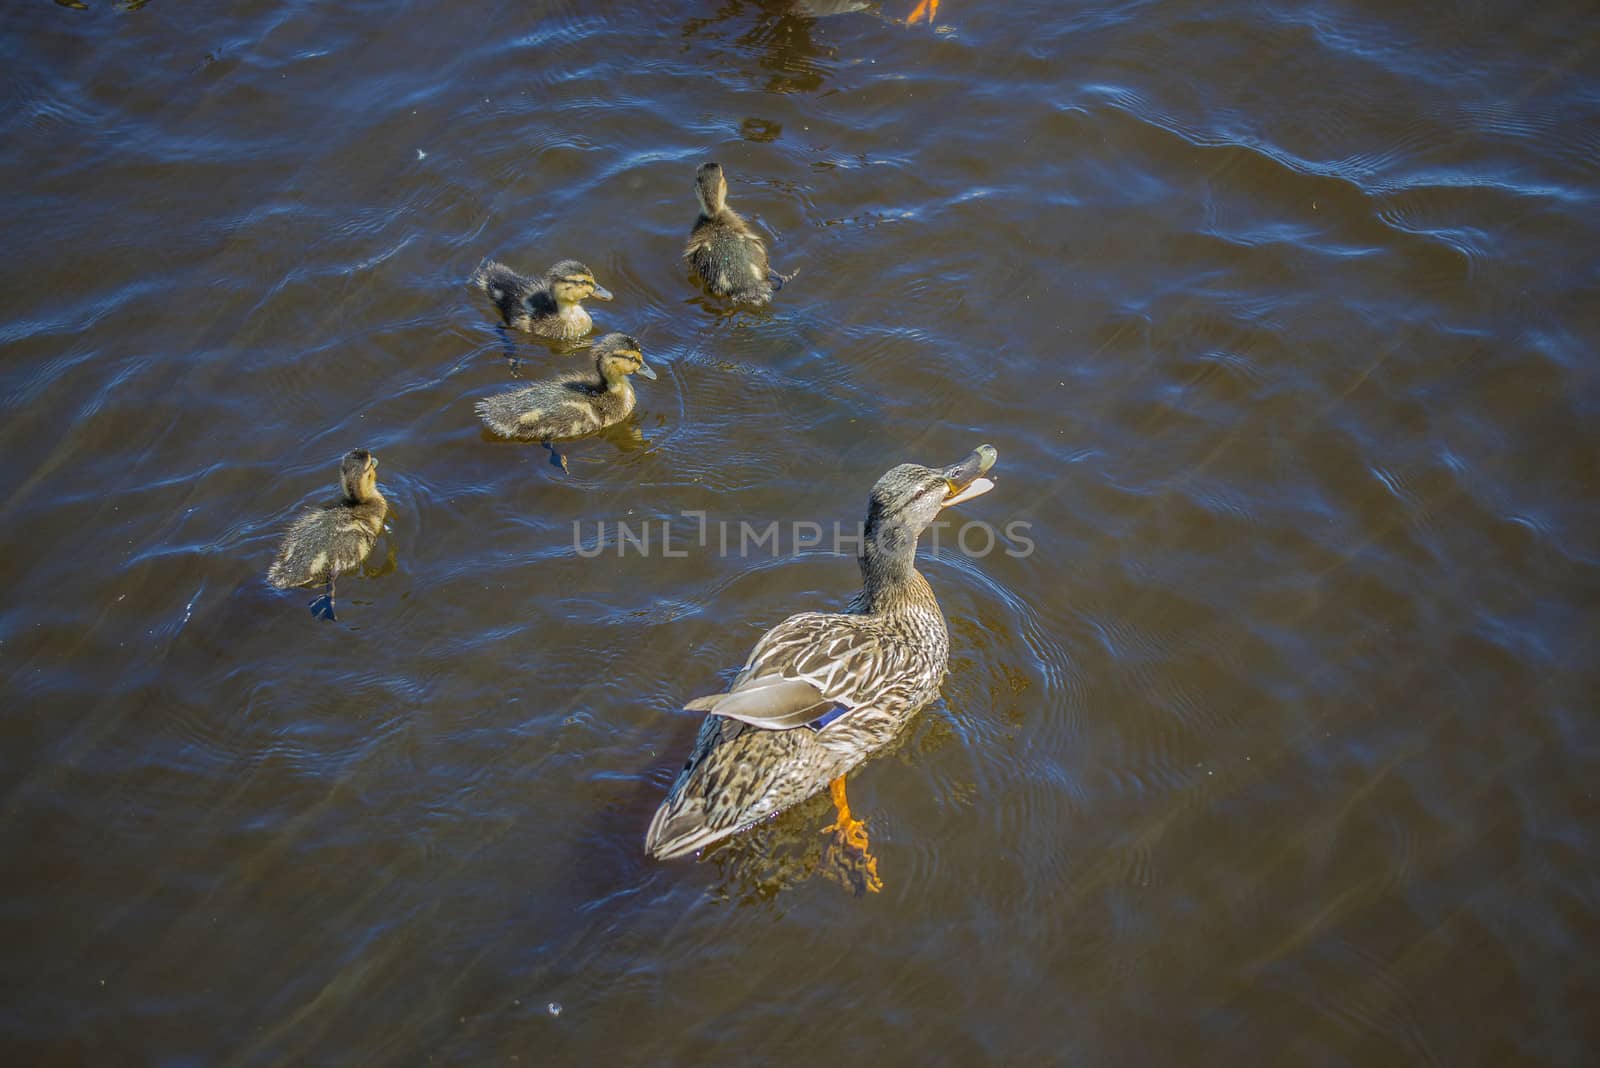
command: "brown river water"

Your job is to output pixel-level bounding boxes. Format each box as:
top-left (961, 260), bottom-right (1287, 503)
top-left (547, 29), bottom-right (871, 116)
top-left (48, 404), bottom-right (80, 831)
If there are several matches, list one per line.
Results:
top-left (2, 0), bottom-right (1598, 1064)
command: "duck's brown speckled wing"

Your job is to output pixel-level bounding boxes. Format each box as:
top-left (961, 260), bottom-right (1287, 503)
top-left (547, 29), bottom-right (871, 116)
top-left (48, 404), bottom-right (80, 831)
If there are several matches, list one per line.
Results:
top-left (727, 610), bottom-right (936, 725)
top-left (645, 611), bottom-right (943, 859)
top-left (683, 676), bottom-right (833, 730)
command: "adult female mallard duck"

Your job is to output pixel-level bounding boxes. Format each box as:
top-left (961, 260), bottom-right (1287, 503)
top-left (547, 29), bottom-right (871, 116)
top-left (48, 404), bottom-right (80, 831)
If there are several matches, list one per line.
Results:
top-left (267, 449), bottom-right (387, 621)
top-left (646, 444), bottom-right (999, 890)
top-left (471, 258), bottom-right (613, 338)
top-left (475, 333), bottom-right (655, 465)
top-left (684, 162), bottom-right (790, 305)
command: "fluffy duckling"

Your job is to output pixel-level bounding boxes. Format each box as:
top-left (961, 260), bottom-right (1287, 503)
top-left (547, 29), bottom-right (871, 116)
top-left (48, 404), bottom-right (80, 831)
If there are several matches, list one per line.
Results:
top-left (471, 258), bottom-right (614, 339)
top-left (267, 449), bottom-right (388, 621)
top-left (684, 162), bottom-right (788, 305)
top-left (476, 332), bottom-right (656, 448)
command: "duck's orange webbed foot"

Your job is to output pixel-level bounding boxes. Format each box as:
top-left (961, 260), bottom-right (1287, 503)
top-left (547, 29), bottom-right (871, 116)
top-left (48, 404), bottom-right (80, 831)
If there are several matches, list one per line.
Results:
top-left (906, 0), bottom-right (939, 25)
top-left (820, 776), bottom-right (883, 895)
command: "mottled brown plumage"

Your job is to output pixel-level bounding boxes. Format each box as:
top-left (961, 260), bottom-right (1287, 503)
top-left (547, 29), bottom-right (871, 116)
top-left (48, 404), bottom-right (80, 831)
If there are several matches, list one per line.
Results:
top-left (475, 333), bottom-right (656, 440)
top-left (267, 449), bottom-right (387, 620)
top-left (471, 257), bottom-right (613, 338)
top-left (683, 162), bottom-right (786, 305)
top-left (646, 445), bottom-right (999, 860)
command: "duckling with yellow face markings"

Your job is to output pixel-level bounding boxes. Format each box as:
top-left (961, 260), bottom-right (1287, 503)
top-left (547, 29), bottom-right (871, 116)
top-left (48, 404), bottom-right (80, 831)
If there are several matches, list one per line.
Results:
top-left (267, 449), bottom-right (388, 621)
top-left (475, 333), bottom-right (656, 445)
top-left (684, 162), bottom-right (789, 305)
top-left (471, 258), bottom-right (614, 339)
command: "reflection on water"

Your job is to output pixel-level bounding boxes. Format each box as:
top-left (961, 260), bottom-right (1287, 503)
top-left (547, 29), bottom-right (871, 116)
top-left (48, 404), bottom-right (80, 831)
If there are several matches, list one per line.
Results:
top-left (2, 0), bottom-right (1598, 1064)
top-left (681, 0), bottom-right (861, 95)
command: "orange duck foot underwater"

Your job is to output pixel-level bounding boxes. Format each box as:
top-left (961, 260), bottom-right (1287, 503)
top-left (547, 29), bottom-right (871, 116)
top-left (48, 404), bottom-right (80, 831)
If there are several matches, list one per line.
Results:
top-left (906, 0), bottom-right (939, 25)
top-left (821, 776), bottom-right (883, 895)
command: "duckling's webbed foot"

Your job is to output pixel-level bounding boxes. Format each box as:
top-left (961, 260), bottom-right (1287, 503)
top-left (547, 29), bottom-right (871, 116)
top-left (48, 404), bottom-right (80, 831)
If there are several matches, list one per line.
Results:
top-left (820, 776), bottom-right (883, 895)
top-left (906, 0), bottom-right (938, 24)
top-left (496, 325), bottom-right (522, 378)
top-left (543, 440), bottom-right (570, 475)
top-left (308, 577), bottom-right (337, 622)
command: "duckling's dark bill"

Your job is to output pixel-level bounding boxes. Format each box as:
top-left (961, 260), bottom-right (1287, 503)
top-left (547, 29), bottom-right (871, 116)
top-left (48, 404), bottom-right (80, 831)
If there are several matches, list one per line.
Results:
top-left (592, 284), bottom-right (614, 301)
top-left (941, 444), bottom-right (998, 507)
top-left (635, 361), bottom-right (657, 380)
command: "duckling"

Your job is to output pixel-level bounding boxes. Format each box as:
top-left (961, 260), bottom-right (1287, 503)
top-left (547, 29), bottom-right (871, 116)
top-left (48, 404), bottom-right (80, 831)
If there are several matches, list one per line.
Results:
top-left (267, 449), bottom-right (388, 621)
top-left (471, 258), bottom-right (614, 339)
top-left (646, 445), bottom-right (999, 892)
top-left (475, 333), bottom-right (656, 462)
top-left (684, 162), bottom-right (789, 305)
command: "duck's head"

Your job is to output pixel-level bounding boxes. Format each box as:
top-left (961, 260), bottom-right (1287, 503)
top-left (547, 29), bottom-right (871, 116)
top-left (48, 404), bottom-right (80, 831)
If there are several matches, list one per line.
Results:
top-left (863, 444), bottom-right (998, 561)
top-left (338, 448), bottom-right (380, 502)
top-left (592, 332), bottom-right (657, 384)
top-left (545, 260), bottom-right (613, 307)
top-left (694, 161), bottom-right (730, 216)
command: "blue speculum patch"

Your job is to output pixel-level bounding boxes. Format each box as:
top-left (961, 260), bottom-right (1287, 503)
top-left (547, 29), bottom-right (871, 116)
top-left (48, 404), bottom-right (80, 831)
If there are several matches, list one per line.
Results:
top-left (807, 704), bottom-right (849, 731)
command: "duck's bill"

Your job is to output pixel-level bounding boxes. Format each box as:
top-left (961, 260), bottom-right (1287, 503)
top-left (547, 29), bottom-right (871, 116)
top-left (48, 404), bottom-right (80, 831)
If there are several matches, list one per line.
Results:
top-left (942, 444), bottom-right (998, 507)
top-left (944, 477), bottom-right (994, 507)
top-left (592, 284), bottom-right (615, 301)
top-left (635, 361), bottom-right (657, 380)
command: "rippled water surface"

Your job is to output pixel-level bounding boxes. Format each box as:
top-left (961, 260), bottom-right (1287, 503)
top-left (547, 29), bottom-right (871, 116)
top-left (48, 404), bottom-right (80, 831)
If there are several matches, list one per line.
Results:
top-left (3, 0), bottom-right (1598, 1063)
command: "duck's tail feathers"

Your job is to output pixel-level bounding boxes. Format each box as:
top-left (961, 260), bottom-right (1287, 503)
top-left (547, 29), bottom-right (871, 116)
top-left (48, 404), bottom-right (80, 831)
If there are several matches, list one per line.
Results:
top-left (265, 560), bottom-right (294, 590)
top-left (474, 394), bottom-right (521, 438)
top-left (471, 258), bottom-right (512, 294)
top-left (645, 797), bottom-right (735, 861)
